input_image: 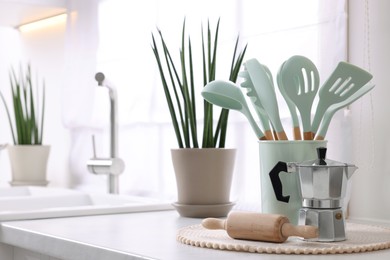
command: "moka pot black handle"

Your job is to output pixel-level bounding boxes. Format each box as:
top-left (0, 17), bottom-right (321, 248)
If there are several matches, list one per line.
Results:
top-left (269, 161), bottom-right (290, 203)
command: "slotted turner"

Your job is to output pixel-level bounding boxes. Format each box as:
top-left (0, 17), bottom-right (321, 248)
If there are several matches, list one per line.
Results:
top-left (311, 61), bottom-right (373, 136)
top-left (280, 56), bottom-right (319, 140)
top-left (315, 83), bottom-right (375, 140)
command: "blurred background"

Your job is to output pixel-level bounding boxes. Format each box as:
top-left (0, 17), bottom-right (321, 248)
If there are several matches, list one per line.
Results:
top-left (0, 0), bottom-right (387, 223)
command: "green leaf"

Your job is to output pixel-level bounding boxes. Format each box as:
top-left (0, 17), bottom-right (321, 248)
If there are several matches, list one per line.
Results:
top-left (2, 64), bottom-right (46, 145)
top-left (0, 91), bottom-right (16, 144)
top-left (152, 34), bottom-right (184, 148)
top-left (152, 18), bottom-right (247, 149)
top-left (39, 80), bottom-right (45, 144)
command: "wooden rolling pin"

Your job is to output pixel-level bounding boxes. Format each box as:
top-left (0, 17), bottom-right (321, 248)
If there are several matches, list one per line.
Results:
top-left (202, 211), bottom-right (318, 243)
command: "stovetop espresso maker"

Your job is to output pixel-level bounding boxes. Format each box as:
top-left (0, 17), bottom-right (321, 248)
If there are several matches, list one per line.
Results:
top-left (269, 147), bottom-right (357, 242)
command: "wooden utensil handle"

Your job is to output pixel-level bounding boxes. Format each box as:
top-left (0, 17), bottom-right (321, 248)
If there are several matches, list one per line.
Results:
top-left (264, 130), bottom-right (274, 141)
top-left (303, 131), bottom-right (313, 140)
top-left (281, 223), bottom-right (318, 239)
top-left (276, 131), bottom-right (288, 140)
top-left (293, 126), bottom-right (302, 140)
top-left (315, 135), bottom-right (325, 140)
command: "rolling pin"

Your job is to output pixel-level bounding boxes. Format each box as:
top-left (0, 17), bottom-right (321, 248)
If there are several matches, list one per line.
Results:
top-left (202, 211), bottom-right (318, 243)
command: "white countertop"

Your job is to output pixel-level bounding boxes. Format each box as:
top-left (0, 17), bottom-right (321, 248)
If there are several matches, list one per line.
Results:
top-left (1, 210), bottom-right (390, 260)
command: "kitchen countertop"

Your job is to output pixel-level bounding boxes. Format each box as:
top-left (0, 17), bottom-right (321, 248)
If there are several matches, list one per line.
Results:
top-left (1, 209), bottom-right (390, 260)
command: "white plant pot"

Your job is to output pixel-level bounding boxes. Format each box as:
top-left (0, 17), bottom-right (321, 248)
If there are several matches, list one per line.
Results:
top-left (7, 145), bottom-right (50, 186)
top-left (171, 148), bottom-right (236, 217)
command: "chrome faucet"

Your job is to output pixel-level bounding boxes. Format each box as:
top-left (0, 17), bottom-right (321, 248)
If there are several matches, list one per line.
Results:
top-left (87, 72), bottom-right (125, 194)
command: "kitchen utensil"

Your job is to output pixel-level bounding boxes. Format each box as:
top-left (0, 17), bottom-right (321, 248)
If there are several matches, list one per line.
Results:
top-left (202, 211), bottom-right (318, 243)
top-left (202, 80), bottom-right (267, 140)
top-left (262, 65), bottom-right (281, 140)
top-left (277, 62), bottom-right (302, 140)
top-left (280, 56), bottom-right (319, 140)
top-left (245, 58), bottom-right (288, 140)
top-left (269, 147), bottom-right (357, 242)
top-left (315, 83), bottom-right (375, 140)
top-left (311, 61), bottom-right (373, 137)
top-left (239, 70), bottom-right (274, 140)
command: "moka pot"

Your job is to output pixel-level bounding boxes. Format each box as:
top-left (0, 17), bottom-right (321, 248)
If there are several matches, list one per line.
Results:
top-left (269, 147), bottom-right (357, 241)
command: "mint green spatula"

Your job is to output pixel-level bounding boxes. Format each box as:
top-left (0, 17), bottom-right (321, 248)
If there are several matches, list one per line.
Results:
top-left (280, 55), bottom-right (319, 140)
top-left (245, 59), bottom-right (288, 140)
top-left (311, 61), bottom-right (373, 137)
top-left (315, 83), bottom-right (375, 140)
top-left (202, 80), bottom-right (267, 140)
top-left (239, 70), bottom-right (273, 140)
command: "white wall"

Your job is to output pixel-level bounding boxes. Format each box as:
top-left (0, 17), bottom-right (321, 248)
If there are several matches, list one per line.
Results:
top-left (348, 0), bottom-right (390, 223)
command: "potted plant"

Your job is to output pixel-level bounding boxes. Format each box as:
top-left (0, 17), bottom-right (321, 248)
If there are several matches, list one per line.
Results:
top-left (152, 19), bottom-right (247, 217)
top-left (0, 64), bottom-right (49, 186)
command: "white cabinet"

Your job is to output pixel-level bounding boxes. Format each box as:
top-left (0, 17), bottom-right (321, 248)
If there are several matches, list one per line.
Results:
top-left (0, 0), bottom-right (66, 27)
top-left (0, 242), bottom-right (62, 260)
top-left (0, 243), bottom-right (13, 259)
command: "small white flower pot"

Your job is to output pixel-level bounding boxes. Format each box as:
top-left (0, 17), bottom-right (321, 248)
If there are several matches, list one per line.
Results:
top-left (7, 145), bottom-right (50, 186)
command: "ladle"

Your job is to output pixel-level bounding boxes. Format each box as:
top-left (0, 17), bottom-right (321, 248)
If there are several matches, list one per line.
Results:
top-left (202, 80), bottom-right (266, 140)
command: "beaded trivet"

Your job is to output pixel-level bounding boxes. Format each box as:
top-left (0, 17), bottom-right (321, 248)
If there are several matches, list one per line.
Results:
top-left (177, 222), bottom-right (390, 254)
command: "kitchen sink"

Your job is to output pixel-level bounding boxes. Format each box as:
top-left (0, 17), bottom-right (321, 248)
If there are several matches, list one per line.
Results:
top-left (0, 186), bottom-right (173, 221)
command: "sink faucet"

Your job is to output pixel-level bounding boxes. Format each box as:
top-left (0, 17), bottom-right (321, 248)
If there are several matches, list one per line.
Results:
top-left (87, 72), bottom-right (125, 194)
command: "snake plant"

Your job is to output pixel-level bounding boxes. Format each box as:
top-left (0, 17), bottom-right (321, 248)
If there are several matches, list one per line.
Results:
top-left (152, 19), bottom-right (247, 148)
top-left (0, 64), bottom-right (45, 145)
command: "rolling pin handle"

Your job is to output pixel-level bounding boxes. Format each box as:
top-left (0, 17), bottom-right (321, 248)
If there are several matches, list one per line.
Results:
top-left (281, 222), bottom-right (319, 239)
top-left (202, 218), bottom-right (226, 230)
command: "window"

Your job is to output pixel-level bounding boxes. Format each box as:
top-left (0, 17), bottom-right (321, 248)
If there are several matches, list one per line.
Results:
top-left (63, 0), bottom-right (347, 208)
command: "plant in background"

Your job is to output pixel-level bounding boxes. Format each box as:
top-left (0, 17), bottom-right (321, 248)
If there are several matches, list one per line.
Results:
top-left (151, 19), bottom-right (247, 148)
top-left (0, 64), bottom-right (45, 145)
